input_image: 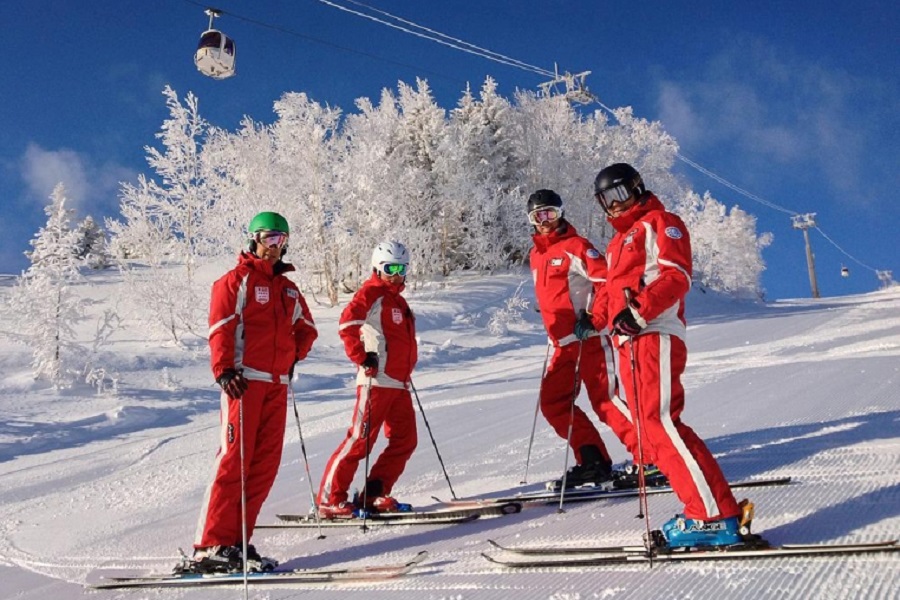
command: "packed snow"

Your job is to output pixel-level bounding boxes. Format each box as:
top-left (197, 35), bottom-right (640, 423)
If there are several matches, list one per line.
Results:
top-left (1, 264), bottom-right (898, 599)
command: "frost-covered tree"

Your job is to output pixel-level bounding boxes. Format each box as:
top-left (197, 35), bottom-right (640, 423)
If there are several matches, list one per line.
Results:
top-left (74, 215), bottom-right (111, 269)
top-left (107, 79), bottom-right (770, 304)
top-left (440, 77), bottom-right (529, 269)
top-left (680, 191), bottom-right (772, 297)
top-left (108, 86), bottom-right (210, 343)
top-left (271, 92), bottom-right (345, 304)
top-left (12, 183), bottom-right (86, 386)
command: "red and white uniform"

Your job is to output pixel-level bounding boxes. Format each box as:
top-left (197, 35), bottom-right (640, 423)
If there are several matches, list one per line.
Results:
top-left (604, 194), bottom-right (739, 521)
top-left (530, 222), bottom-right (636, 465)
top-left (195, 252), bottom-right (318, 548)
top-left (317, 273), bottom-right (418, 505)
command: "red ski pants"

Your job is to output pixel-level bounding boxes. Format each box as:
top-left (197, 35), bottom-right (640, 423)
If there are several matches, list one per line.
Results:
top-left (617, 333), bottom-right (739, 521)
top-left (317, 385), bottom-right (417, 505)
top-left (540, 335), bottom-right (637, 465)
top-left (194, 381), bottom-right (287, 548)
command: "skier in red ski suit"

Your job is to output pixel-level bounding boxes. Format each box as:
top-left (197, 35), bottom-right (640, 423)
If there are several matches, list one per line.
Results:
top-left (527, 189), bottom-right (637, 486)
top-left (192, 212), bottom-right (318, 572)
top-left (317, 241), bottom-right (418, 518)
top-left (593, 164), bottom-right (741, 538)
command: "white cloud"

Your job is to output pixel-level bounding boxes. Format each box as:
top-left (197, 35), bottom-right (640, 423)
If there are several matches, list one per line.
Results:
top-left (651, 35), bottom-right (895, 199)
top-left (21, 144), bottom-right (91, 209)
top-left (19, 143), bottom-right (136, 215)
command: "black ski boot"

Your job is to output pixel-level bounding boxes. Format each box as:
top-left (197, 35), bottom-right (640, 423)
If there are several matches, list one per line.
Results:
top-left (548, 445), bottom-right (614, 491)
top-left (178, 545), bottom-right (244, 574)
top-left (245, 544), bottom-right (279, 572)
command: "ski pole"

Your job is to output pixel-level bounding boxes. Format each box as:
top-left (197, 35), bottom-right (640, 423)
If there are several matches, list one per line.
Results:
top-left (521, 340), bottom-right (552, 484)
top-left (360, 376), bottom-right (373, 531)
top-left (557, 337), bottom-right (585, 513)
top-left (557, 292), bottom-right (592, 513)
top-left (623, 287), bottom-right (653, 567)
top-left (289, 382), bottom-right (325, 540)
top-left (409, 378), bottom-right (457, 500)
top-left (237, 394), bottom-right (249, 598)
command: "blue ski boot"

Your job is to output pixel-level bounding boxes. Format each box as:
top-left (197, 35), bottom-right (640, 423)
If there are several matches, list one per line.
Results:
top-left (661, 514), bottom-right (742, 548)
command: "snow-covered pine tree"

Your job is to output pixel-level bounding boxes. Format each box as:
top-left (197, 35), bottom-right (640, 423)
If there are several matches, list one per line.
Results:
top-left (440, 77), bottom-right (529, 270)
top-left (12, 183), bottom-right (87, 386)
top-left (74, 215), bottom-right (111, 269)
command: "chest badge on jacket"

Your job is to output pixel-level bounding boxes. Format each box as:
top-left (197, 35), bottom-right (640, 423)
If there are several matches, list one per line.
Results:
top-left (392, 307), bottom-right (404, 324)
top-left (550, 258), bottom-right (564, 267)
top-left (255, 286), bottom-right (270, 304)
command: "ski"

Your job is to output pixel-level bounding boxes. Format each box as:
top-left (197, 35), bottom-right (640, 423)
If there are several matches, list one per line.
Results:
top-left (273, 501), bottom-right (522, 525)
top-left (85, 550), bottom-right (427, 589)
top-left (258, 513), bottom-right (479, 528)
top-left (488, 538), bottom-right (647, 555)
top-left (482, 540), bottom-right (899, 567)
top-left (446, 476), bottom-right (792, 507)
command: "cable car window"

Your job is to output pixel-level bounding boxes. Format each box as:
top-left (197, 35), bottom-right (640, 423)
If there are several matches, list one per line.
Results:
top-left (223, 38), bottom-right (235, 55)
top-left (198, 31), bottom-right (223, 50)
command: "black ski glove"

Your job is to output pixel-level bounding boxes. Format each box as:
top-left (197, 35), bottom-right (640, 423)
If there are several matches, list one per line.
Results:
top-left (361, 352), bottom-right (379, 378)
top-left (612, 307), bottom-right (643, 337)
top-left (216, 368), bottom-right (249, 399)
top-left (573, 310), bottom-right (597, 340)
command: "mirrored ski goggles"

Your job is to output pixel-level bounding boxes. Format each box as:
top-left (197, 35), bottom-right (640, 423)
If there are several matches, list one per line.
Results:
top-left (595, 184), bottom-right (634, 207)
top-left (528, 207), bottom-right (562, 226)
top-left (255, 231), bottom-right (289, 248)
top-left (381, 263), bottom-right (408, 277)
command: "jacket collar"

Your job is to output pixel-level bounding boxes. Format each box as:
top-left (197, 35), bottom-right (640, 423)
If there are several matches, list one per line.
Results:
top-left (238, 251), bottom-right (296, 276)
top-left (532, 220), bottom-right (579, 252)
top-left (608, 193), bottom-right (665, 233)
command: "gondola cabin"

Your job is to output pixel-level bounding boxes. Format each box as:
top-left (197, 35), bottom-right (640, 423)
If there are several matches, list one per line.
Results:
top-left (194, 9), bottom-right (235, 79)
top-left (841, 266), bottom-right (850, 278)
top-left (194, 29), bottom-right (235, 79)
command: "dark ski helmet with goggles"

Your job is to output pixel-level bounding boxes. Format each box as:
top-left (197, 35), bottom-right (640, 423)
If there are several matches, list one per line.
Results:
top-left (527, 189), bottom-right (564, 226)
top-left (593, 163), bottom-right (646, 216)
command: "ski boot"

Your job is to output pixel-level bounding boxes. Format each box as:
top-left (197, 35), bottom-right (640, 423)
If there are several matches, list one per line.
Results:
top-left (612, 462), bottom-right (669, 489)
top-left (244, 544), bottom-right (278, 572)
top-left (354, 480), bottom-right (413, 514)
top-left (656, 499), bottom-right (759, 549)
top-left (176, 545), bottom-right (244, 574)
top-left (317, 500), bottom-right (358, 520)
top-left (547, 445), bottom-right (614, 491)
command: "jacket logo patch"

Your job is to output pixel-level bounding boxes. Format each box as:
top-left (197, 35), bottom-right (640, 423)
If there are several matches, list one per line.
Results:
top-left (286, 288), bottom-right (298, 299)
top-left (665, 226), bottom-right (684, 240)
top-left (392, 307), bottom-right (403, 324)
top-left (255, 286), bottom-right (270, 304)
top-left (624, 230), bottom-right (637, 246)
top-left (586, 249), bottom-right (601, 259)
top-left (550, 258), bottom-right (564, 267)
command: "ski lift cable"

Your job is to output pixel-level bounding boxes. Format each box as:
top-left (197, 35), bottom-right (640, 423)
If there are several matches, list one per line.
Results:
top-left (329, 0), bottom-right (557, 76)
top-left (812, 227), bottom-right (878, 274)
top-left (178, 0), bottom-right (457, 83)
top-left (313, 0), bottom-right (554, 76)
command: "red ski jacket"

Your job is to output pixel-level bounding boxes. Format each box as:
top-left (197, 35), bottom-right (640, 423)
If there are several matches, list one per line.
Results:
top-left (604, 194), bottom-right (692, 340)
top-left (529, 222), bottom-right (609, 347)
top-left (208, 252), bottom-right (318, 384)
top-left (339, 273), bottom-right (417, 389)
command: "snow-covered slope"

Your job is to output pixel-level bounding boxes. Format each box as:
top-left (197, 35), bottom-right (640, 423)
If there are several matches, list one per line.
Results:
top-left (1, 268), bottom-right (898, 599)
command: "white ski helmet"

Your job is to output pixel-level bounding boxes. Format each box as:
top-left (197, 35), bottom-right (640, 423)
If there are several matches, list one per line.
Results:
top-left (371, 240), bottom-right (410, 275)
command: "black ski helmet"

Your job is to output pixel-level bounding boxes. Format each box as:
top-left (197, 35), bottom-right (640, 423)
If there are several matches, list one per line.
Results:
top-left (527, 189), bottom-right (563, 213)
top-left (593, 163), bottom-right (646, 214)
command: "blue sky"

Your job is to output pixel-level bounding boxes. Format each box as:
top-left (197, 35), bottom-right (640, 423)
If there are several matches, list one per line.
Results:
top-left (2, 0), bottom-right (897, 300)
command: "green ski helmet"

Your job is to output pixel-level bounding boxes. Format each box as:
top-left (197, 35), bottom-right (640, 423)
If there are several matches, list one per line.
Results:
top-left (248, 211), bottom-right (290, 234)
